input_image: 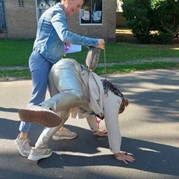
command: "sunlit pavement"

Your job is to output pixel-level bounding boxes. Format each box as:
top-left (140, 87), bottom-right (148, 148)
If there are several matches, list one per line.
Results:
top-left (0, 69), bottom-right (179, 179)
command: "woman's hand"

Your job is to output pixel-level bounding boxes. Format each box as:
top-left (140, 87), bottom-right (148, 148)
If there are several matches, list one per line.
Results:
top-left (93, 129), bottom-right (107, 137)
top-left (114, 151), bottom-right (135, 164)
top-left (95, 39), bottom-right (105, 49)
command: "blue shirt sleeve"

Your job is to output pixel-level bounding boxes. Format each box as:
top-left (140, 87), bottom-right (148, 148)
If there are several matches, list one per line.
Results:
top-left (51, 11), bottom-right (99, 47)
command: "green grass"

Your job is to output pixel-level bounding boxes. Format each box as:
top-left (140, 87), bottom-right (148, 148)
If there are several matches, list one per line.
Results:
top-left (103, 43), bottom-right (179, 62)
top-left (0, 40), bottom-right (178, 66)
top-left (1, 62), bottom-right (178, 81)
top-left (0, 39), bottom-right (178, 80)
top-left (95, 61), bottom-right (179, 75)
top-left (63, 43), bottom-right (179, 64)
top-left (0, 69), bottom-right (31, 80)
top-left (0, 39), bottom-right (33, 66)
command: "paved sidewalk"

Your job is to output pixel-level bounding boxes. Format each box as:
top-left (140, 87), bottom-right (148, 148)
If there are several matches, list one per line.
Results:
top-left (0, 69), bottom-right (179, 179)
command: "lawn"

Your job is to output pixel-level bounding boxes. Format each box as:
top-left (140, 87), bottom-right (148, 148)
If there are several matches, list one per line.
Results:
top-left (0, 39), bottom-right (33, 66)
top-left (0, 39), bottom-right (178, 80)
top-left (0, 39), bottom-right (179, 66)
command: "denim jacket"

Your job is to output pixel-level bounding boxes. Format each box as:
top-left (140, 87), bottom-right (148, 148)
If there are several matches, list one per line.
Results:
top-left (33, 3), bottom-right (98, 64)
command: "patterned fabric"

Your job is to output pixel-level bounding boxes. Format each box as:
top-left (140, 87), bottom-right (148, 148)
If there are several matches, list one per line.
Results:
top-left (85, 47), bottom-right (100, 70)
top-left (102, 79), bottom-right (129, 114)
top-left (102, 79), bottom-right (124, 100)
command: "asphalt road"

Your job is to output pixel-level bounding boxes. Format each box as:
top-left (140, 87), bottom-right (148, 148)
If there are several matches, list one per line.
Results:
top-left (0, 69), bottom-right (179, 179)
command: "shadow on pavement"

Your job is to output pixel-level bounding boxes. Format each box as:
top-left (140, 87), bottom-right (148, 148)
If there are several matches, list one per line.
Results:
top-left (109, 70), bottom-right (179, 122)
top-left (37, 125), bottom-right (179, 177)
top-left (0, 107), bottom-right (18, 113)
top-left (0, 118), bottom-right (19, 139)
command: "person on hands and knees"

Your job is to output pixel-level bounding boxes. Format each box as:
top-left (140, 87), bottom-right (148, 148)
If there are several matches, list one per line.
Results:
top-left (18, 54), bottom-right (135, 164)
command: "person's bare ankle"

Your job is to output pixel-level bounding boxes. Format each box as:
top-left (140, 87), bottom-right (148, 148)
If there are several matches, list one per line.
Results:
top-left (19, 132), bottom-right (28, 140)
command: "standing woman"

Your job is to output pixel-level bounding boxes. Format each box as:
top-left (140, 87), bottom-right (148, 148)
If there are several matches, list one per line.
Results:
top-left (15, 0), bottom-right (105, 157)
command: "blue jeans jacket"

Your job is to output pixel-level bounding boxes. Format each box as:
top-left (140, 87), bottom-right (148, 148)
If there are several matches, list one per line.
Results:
top-left (33, 2), bottom-right (98, 64)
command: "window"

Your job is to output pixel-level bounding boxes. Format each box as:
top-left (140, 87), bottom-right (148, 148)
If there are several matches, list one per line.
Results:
top-left (116, 0), bottom-right (123, 12)
top-left (80, 0), bottom-right (102, 25)
top-left (0, 0), bottom-right (6, 30)
top-left (18, 0), bottom-right (24, 7)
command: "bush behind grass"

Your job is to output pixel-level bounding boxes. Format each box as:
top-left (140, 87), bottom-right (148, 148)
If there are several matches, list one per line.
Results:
top-left (122, 0), bottom-right (179, 44)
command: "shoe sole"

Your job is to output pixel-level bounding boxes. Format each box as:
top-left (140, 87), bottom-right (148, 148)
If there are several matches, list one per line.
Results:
top-left (52, 135), bottom-right (77, 141)
top-left (18, 108), bottom-right (63, 127)
top-left (28, 151), bottom-right (52, 161)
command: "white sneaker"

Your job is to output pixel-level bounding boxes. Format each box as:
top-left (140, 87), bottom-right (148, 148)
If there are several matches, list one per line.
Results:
top-left (28, 147), bottom-right (52, 161)
top-left (52, 127), bottom-right (78, 140)
top-left (15, 135), bottom-right (31, 157)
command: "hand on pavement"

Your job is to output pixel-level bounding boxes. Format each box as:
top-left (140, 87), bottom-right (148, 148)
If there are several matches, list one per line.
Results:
top-left (93, 129), bottom-right (107, 137)
top-left (114, 151), bottom-right (135, 164)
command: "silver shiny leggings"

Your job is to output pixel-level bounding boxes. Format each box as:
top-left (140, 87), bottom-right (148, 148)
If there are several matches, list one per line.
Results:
top-left (42, 59), bottom-right (86, 112)
top-left (35, 111), bottom-right (69, 149)
top-left (35, 59), bottom-right (86, 149)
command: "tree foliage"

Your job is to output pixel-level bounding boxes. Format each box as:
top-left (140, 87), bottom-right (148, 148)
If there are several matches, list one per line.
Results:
top-left (122, 0), bottom-right (179, 43)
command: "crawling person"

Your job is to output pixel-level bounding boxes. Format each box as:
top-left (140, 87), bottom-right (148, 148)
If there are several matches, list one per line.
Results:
top-left (18, 57), bottom-right (135, 164)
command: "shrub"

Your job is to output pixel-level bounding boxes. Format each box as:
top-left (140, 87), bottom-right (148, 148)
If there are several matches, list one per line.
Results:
top-left (122, 0), bottom-right (179, 44)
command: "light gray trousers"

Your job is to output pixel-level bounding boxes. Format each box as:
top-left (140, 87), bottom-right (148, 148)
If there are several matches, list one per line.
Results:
top-left (34, 59), bottom-right (122, 154)
top-left (34, 59), bottom-right (88, 149)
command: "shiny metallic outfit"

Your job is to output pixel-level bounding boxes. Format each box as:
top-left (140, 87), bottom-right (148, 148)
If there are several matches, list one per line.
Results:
top-left (35, 59), bottom-right (123, 153)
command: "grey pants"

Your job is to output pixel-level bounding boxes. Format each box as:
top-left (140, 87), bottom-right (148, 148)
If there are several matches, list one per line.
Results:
top-left (42, 58), bottom-right (87, 112)
top-left (34, 59), bottom-right (122, 153)
top-left (35, 59), bottom-right (88, 149)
